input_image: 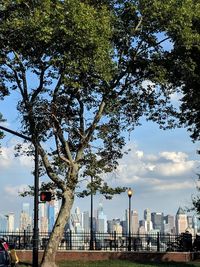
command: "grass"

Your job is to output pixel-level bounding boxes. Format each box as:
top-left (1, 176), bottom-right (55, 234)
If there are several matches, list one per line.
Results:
top-left (58, 260), bottom-right (200, 267)
top-left (19, 260), bottom-right (200, 267)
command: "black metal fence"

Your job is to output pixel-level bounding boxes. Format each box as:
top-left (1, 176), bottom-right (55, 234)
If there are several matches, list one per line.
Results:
top-left (0, 231), bottom-right (198, 252)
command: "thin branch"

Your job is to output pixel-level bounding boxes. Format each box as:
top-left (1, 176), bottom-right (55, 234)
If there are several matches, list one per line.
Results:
top-left (13, 51), bottom-right (29, 101)
top-left (85, 99), bottom-right (106, 144)
top-left (38, 143), bottom-right (66, 191)
top-left (6, 62), bottom-right (25, 98)
top-left (54, 130), bottom-right (71, 165)
top-left (51, 114), bottom-right (74, 164)
top-left (31, 65), bottom-right (50, 103)
top-left (134, 16), bottom-right (143, 32)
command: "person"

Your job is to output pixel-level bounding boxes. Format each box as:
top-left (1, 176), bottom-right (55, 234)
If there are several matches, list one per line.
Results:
top-left (0, 238), bottom-right (9, 251)
top-left (9, 244), bottom-right (19, 267)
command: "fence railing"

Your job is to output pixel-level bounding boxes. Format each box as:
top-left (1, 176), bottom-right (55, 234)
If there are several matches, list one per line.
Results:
top-left (0, 231), bottom-right (198, 252)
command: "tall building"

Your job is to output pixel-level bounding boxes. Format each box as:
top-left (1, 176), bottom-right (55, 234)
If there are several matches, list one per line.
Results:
top-left (187, 216), bottom-right (193, 228)
top-left (6, 213), bottom-right (15, 232)
top-left (0, 214), bottom-right (7, 231)
top-left (48, 201), bottom-right (55, 232)
top-left (47, 198), bottom-right (60, 232)
top-left (164, 215), bottom-right (175, 234)
top-left (175, 207), bottom-right (188, 234)
top-left (151, 212), bottom-right (164, 233)
top-left (40, 203), bottom-right (48, 232)
top-left (71, 207), bottom-right (82, 233)
top-left (193, 215), bottom-right (198, 235)
top-left (82, 211), bottom-right (90, 232)
top-left (19, 203), bottom-right (32, 231)
top-left (144, 208), bottom-right (151, 221)
top-left (107, 219), bottom-right (122, 234)
top-left (144, 209), bottom-right (152, 233)
top-left (132, 210), bottom-right (139, 234)
top-left (97, 202), bottom-right (107, 232)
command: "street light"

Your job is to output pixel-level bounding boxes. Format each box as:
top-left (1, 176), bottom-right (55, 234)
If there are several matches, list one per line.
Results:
top-left (127, 188), bottom-right (133, 251)
top-left (0, 125), bottom-right (39, 267)
top-left (89, 175), bottom-right (94, 250)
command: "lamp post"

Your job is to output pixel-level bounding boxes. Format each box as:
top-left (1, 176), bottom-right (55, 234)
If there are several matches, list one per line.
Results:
top-left (89, 175), bottom-right (94, 250)
top-left (0, 125), bottom-right (39, 267)
top-left (127, 188), bottom-right (133, 251)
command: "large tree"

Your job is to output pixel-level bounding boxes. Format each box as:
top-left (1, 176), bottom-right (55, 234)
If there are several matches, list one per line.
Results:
top-left (0, 0), bottom-right (197, 266)
top-left (168, 4), bottom-right (200, 214)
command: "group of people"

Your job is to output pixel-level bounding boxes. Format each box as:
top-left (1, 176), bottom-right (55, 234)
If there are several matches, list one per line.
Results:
top-left (0, 239), bottom-right (19, 267)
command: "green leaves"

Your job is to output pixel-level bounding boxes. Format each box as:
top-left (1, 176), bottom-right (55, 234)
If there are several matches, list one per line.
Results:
top-left (1, 0), bottom-right (199, 197)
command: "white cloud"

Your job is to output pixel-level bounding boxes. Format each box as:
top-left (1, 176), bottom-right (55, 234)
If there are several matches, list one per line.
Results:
top-left (0, 143), bottom-right (33, 169)
top-left (153, 181), bottom-right (193, 191)
top-left (0, 147), bottom-right (14, 167)
top-left (160, 151), bottom-right (188, 163)
top-left (155, 161), bottom-right (196, 176)
top-left (114, 144), bottom-right (199, 195)
top-left (4, 184), bottom-right (29, 197)
top-left (136, 150), bottom-right (144, 159)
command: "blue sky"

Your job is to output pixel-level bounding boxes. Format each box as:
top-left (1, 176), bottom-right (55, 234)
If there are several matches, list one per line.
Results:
top-left (0, 91), bottom-right (200, 227)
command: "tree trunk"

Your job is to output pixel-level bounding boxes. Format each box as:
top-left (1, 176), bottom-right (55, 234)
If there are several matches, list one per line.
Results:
top-left (41, 189), bottom-right (74, 267)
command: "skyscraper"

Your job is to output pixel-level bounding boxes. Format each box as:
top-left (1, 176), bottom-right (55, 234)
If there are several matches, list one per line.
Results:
top-left (19, 203), bottom-right (32, 231)
top-left (132, 210), bottom-right (139, 234)
top-left (151, 212), bottom-right (164, 233)
top-left (97, 202), bottom-right (107, 232)
top-left (40, 202), bottom-right (48, 232)
top-left (82, 211), bottom-right (90, 232)
top-left (144, 208), bottom-right (152, 233)
top-left (175, 207), bottom-right (188, 234)
top-left (164, 214), bottom-right (175, 234)
top-left (6, 213), bottom-right (15, 232)
top-left (0, 214), bottom-right (7, 231)
top-left (48, 201), bottom-right (55, 232)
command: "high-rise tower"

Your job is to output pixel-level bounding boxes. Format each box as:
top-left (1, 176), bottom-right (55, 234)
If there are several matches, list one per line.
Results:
top-left (175, 207), bottom-right (188, 234)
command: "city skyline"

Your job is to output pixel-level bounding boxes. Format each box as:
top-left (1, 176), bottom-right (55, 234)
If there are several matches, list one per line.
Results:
top-left (0, 200), bottom-right (198, 238)
top-left (0, 199), bottom-right (198, 232)
top-left (0, 93), bottom-right (200, 228)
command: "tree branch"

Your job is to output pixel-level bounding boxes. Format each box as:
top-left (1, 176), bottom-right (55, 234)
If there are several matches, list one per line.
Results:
top-left (31, 65), bottom-right (50, 103)
top-left (54, 130), bottom-right (71, 165)
top-left (85, 99), bottom-right (106, 144)
top-left (38, 143), bottom-right (66, 191)
top-left (52, 114), bottom-right (74, 164)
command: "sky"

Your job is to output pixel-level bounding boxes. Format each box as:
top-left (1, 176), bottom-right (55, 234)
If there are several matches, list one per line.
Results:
top-left (0, 92), bottom-right (200, 228)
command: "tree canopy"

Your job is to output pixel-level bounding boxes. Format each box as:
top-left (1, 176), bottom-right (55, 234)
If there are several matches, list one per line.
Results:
top-left (0, 0), bottom-right (199, 266)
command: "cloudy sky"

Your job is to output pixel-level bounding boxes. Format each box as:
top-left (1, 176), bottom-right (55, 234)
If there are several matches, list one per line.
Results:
top-left (0, 94), bottom-right (200, 228)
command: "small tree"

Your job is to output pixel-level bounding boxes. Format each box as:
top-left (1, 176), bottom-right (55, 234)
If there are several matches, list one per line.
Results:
top-left (0, 0), bottom-right (197, 266)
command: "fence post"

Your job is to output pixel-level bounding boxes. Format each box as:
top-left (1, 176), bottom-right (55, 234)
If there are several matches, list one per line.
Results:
top-left (114, 231), bottom-right (117, 251)
top-left (69, 230), bottom-right (72, 250)
top-left (157, 232), bottom-right (160, 252)
top-left (24, 230), bottom-right (26, 249)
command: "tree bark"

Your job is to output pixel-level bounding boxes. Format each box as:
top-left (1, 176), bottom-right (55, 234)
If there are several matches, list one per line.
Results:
top-left (41, 189), bottom-right (74, 267)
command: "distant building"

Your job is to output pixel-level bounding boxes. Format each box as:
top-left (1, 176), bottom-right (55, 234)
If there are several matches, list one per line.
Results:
top-left (40, 203), bottom-right (48, 232)
top-left (97, 202), bottom-right (107, 232)
top-left (0, 214), bottom-right (7, 231)
top-left (176, 207), bottom-right (188, 234)
top-left (164, 215), bottom-right (175, 234)
top-left (82, 211), bottom-right (90, 232)
top-left (108, 219), bottom-right (122, 235)
top-left (144, 208), bottom-right (153, 233)
top-left (6, 213), bottom-right (15, 232)
top-left (132, 211), bottom-right (139, 234)
top-left (151, 212), bottom-right (164, 233)
top-left (19, 203), bottom-right (32, 231)
top-left (48, 201), bottom-right (55, 232)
